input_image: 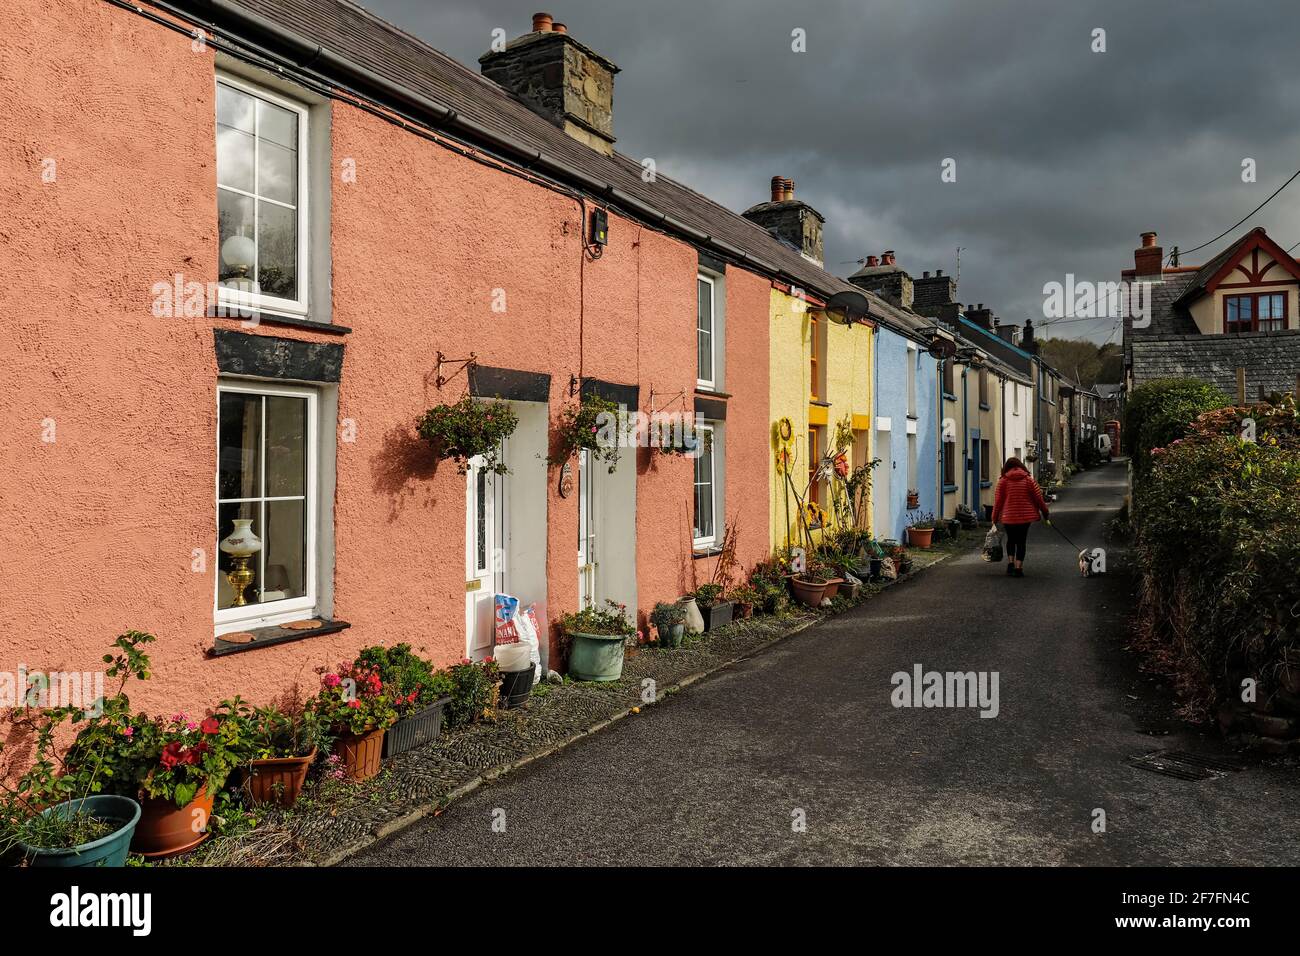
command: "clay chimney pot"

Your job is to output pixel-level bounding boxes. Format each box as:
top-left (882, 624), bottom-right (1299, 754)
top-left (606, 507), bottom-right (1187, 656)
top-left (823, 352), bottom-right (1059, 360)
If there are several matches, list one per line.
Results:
top-left (532, 12), bottom-right (554, 32)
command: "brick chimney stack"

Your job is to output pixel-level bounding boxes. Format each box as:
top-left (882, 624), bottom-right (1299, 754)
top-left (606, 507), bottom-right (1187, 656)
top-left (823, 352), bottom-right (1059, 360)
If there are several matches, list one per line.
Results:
top-left (1022, 318), bottom-right (1038, 353)
top-left (846, 249), bottom-right (914, 309)
top-left (480, 13), bottom-right (620, 156)
top-left (965, 303), bottom-right (993, 330)
top-left (1133, 231), bottom-right (1163, 277)
top-left (743, 175), bottom-right (826, 266)
top-left (911, 267), bottom-right (956, 319)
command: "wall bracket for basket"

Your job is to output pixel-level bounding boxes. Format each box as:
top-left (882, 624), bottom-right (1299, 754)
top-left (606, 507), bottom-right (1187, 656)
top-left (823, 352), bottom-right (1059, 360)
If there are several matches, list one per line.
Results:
top-left (435, 351), bottom-right (477, 389)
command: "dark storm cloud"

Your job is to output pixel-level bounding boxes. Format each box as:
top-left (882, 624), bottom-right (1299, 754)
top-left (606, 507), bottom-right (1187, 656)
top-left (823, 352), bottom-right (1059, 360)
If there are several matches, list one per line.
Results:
top-left (359, 0), bottom-right (1300, 343)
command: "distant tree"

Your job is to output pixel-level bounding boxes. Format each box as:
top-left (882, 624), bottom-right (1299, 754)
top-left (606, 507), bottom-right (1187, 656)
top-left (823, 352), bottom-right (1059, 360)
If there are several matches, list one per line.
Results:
top-left (1039, 338), bottom-right (1121, 387)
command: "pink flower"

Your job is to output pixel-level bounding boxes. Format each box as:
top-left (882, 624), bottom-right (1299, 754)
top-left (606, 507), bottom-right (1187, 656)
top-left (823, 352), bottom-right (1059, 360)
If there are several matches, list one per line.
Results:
top-left (347, 699), bottom-right (361, 709)
top-left (323, 673), bottom-right (342, 689)
top-left (186, 721), bottom-right (198, 732)
top-left (122, 726), bottom-right (134, 739)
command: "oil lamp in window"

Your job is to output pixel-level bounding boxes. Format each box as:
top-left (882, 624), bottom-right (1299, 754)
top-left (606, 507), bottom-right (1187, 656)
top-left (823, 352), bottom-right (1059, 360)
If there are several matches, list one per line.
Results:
top-left (219, 519), bottom-right (262, 607)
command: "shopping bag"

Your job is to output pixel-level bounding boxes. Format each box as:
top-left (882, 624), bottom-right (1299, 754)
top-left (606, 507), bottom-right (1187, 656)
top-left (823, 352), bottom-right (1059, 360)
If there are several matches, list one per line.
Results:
top-left (981, 529), bottom-right (1004, 563)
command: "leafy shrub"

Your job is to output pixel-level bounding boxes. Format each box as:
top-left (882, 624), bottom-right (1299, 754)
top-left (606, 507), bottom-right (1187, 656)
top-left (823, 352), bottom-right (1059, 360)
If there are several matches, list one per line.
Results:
top-left (355, 643), bottom-right (453, 715)
top-left (1124, 378), bottom-right (1229, 480)
top-left (558, 600), bottom-right (634, 636)
top-left (1132, 395), bottom-right (1300, 719)
top-left (649, 601), bottom-right (685, 632)
top-left (444, 659), bottom-right (501, 729)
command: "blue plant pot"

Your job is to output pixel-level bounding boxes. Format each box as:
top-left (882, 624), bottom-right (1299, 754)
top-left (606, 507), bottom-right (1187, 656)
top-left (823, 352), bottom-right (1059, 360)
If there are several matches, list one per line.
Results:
top-left (19, 795), bottom-right (141, 868)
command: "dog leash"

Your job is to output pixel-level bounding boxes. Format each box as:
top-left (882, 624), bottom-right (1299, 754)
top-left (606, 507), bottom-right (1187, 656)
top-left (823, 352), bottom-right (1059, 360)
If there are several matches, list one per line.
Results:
top-left (1042, 518), bottom-right (1083, 551)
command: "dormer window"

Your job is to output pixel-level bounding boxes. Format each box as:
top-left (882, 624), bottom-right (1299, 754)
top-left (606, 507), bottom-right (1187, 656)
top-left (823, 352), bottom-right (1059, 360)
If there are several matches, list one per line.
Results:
top-left (1225, 293), bottom-right (1286, 333)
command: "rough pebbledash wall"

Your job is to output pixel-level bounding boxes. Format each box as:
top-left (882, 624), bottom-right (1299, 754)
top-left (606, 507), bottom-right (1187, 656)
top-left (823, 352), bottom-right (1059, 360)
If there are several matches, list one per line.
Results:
top-left (0, 0), bottom-right (771, 717)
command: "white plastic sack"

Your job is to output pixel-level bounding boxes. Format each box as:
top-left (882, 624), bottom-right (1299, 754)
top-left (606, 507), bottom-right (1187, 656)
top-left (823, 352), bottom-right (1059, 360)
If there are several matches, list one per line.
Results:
top-left (493, 593), bottom-right (542, 680)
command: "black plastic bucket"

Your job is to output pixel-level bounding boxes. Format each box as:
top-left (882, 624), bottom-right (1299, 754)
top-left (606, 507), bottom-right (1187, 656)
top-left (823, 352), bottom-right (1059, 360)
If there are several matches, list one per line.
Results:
top-left (499, 668), bottom-right (536, 709)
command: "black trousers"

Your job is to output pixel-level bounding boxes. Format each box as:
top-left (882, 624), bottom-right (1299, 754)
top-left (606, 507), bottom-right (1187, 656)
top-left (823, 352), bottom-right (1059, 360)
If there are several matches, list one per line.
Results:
top-left (1004, 523), bottom-right (1030, 561)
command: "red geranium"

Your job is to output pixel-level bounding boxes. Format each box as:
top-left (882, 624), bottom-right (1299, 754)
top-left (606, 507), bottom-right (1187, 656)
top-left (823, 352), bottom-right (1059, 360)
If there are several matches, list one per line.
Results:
top-left (200, 716), bottom-right (220, 735)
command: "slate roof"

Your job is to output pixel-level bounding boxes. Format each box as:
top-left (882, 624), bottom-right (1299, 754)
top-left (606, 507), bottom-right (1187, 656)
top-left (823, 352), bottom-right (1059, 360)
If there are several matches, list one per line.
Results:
top-left (1130, 328), bottom-right (1300, 397)
top-left (183, 0), bottom-right (927, 335)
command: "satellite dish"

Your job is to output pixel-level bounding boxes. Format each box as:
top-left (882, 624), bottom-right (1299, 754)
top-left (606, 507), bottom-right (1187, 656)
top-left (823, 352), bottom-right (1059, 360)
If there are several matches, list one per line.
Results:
top-left (823, 290), bottom-right (871, 325)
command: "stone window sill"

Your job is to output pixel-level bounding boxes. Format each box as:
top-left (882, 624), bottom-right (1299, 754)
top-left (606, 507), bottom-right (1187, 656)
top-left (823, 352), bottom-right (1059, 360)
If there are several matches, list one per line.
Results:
top-left (209, 618), bottom-right (351, 658)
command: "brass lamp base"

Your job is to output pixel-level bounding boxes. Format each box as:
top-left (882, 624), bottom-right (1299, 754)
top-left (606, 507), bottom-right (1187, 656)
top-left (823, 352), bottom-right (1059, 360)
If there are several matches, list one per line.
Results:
top-left (226, 555), bottom-right (255, 607)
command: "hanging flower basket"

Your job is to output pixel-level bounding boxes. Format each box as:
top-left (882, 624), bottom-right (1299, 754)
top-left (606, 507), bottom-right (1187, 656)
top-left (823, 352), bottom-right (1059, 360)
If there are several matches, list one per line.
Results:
top-left (417, 397), bottom-right (518, 475)
top-left (656, 421), bottom-right (713, 457)
top-left (549, 394), bottom-right (621, 472)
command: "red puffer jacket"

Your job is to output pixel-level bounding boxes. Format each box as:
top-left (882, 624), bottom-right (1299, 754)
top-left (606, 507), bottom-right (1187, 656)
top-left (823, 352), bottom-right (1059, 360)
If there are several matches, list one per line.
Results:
top-left (991, 467), bottom-right (1049, 525)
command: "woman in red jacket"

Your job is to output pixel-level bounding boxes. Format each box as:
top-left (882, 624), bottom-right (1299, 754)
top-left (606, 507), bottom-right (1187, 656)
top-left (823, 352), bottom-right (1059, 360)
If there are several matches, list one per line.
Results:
top-left (990, 457), bottom-right (1049, 577)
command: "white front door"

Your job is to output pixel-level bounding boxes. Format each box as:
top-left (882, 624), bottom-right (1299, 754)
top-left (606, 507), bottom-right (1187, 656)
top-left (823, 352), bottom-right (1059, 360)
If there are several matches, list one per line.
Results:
top-left (873, 427), bottom-right (892, 540)
top-left (577, 449), bottom-right (596, 609)
top-left (465, 451), bottom-right (504, 659)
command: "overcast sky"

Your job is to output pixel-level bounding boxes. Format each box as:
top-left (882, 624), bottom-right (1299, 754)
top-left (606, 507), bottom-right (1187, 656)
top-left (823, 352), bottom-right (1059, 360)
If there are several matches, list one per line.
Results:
top-left (360, 0), bottom-right (1300, 344)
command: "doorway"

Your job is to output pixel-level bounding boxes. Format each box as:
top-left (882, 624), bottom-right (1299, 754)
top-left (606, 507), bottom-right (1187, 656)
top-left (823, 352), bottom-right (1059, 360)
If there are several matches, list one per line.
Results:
top-left (464, 450), bottom-right (503, 660)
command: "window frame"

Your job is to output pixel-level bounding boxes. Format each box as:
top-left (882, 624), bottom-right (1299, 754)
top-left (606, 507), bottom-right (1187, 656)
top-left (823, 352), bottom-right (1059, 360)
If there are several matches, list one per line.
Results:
top-left (214, 380), bottom-right (319, 633)
top-left (809, 315), bottom-right (820, 400)
top-left (696, 274), bottom-right (716, 389)
top-left (215, 72), bottom-right (312, 318)
top-left (692, 423), bottom-right (718, 548)
top-left (943, 436), bottom-right (957, 488)
top-left (1225, 292), bottom-right (1287, 333)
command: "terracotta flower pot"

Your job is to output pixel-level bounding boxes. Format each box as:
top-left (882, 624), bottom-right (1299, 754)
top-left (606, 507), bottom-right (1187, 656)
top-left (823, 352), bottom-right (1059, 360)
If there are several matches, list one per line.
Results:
top-left (789, 576), bottom-right (828, 609)
top-left (131, 786), bottom-right (214, 858)
top-left (907, 527), bottom-right (934, 548)
top-left (245, 748), bottom-right (316, 808)
top-left (332, 728), bottom-right (386, 781)
top-left (822, 578), bottom-right (845, 600)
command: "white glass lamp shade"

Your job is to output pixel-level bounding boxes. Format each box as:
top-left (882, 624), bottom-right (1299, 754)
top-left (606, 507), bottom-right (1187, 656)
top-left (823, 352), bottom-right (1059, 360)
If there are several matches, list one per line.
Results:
top-left (219, 518), bottom-right (263, 557)
top-left (221, 234), bottom-right (256, 272)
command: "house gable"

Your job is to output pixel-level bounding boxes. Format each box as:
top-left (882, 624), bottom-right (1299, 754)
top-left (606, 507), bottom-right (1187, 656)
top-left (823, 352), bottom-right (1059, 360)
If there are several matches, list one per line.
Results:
top-left (1176, 228), bottom-right (1300, 334)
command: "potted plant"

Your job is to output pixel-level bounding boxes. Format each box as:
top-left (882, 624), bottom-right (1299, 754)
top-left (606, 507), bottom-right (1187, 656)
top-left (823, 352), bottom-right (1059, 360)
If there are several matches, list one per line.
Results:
top-left (0, 632), bottom-right (154, 868)
top-left (560, 600), bottom-right (635, 681)
top-left (416, 396), bottom-right (518, 475)
top-left (549, 393), bottom-right (621, 473)
top-left (221, 698), bottom-right (324, 809)
top-left (99, 710), bottom-right (244, 858)
top-left (309, 660), bottom-right (398, 782)
top-left (748, 560), bottom-right (789, 614)
top-left (693, 583), bottom-right (734, 631)
top-left (650, 601), bottom-right (686, 648)
top-left (906, 489), bottom-right (920, 510)
top-left (356, 644), bottom-right (455, 756)
top-left (790, 554), bottom-right (830, 609)
top-left (730, 585), bottom-right (761, 619)
top-left (444, 658), bottom-right (501, 728)
top-left (906, 512), bottom-right (936, 548)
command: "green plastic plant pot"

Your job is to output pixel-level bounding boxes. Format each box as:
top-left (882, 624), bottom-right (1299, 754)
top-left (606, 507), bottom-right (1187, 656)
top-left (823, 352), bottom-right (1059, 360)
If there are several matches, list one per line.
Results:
top-left (567, 631), bottom-right (630, 681)
top-left (20, 795), bottom-right (141, 868)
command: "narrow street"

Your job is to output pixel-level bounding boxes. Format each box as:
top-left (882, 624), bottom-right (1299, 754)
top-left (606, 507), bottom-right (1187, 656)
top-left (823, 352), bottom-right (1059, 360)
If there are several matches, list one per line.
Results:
top-left (353, 462), bottom-right (1300, 866)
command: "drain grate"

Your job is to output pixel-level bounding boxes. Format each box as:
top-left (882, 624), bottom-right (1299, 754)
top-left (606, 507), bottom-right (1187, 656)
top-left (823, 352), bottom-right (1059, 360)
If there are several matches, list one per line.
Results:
top-left (1127, 749), bottom-right (1247, 781)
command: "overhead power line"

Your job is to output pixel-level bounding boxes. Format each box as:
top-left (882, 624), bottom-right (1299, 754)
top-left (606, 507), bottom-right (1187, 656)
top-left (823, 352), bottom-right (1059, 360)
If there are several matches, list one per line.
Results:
top-left (1174, 165), bottom-right (1300, 261)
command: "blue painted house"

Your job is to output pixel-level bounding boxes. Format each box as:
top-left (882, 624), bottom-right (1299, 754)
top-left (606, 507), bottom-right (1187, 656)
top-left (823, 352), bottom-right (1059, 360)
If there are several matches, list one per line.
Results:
top-left (845, 253), bottom-right (946, 541)
top-left (869, 317), bottom-right (941, 541)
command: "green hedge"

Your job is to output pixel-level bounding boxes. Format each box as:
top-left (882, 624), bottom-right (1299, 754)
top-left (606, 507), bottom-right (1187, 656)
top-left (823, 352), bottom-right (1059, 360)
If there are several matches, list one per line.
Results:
top-left (1124, 378), bottom-right (1229, 480)
top-left (1132, 395), bottom-right (1300, 718)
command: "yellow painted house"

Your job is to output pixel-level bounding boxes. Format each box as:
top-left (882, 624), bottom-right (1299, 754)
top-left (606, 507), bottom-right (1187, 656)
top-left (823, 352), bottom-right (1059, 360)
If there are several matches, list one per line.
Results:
top-left (768, 282), bottom-right (874, 551)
